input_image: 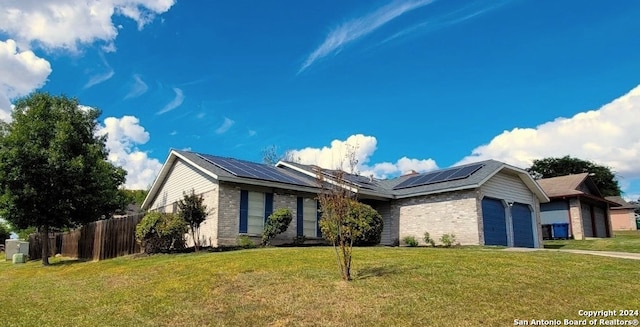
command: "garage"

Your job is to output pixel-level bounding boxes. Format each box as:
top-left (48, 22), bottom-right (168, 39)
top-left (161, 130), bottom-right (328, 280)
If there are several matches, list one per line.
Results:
top-left (511, 203), bottom-right (535, 248)
top-left (482, 198), bottom-right (508, 246)
top-left (581, 204), bottom-right (594, 237)
top-left (594, 206), bottom-right (608, 237)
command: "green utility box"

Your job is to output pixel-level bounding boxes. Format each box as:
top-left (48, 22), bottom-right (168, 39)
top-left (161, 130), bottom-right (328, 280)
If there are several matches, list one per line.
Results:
top-left (12, 253), bottom-right (27, 264)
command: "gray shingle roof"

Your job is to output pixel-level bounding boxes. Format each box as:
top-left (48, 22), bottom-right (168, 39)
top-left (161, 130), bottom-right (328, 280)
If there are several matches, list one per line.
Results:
top-left (605, 196), bottom-right (637, 210)
top-left (144, 149), bottom-right (548, 208)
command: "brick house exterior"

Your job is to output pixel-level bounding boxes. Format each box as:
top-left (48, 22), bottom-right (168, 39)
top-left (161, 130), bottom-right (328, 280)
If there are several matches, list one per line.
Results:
top-left (142, 150), bottom-right (549, 248)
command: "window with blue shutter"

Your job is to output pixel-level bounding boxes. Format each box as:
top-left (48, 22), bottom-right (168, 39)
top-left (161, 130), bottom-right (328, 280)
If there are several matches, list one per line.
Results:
top-left (316, 200), bottom-right (322, 238)
top-left (239, 190), bottom-right (248, 233)
top-left (296, 197), bottom-right (303, 236)
top-left (265, 193), bottom-right (274, 222)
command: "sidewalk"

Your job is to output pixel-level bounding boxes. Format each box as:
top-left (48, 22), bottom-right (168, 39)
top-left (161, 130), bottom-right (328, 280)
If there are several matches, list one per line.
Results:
top-left (503, 247), bottom-right (640, 260)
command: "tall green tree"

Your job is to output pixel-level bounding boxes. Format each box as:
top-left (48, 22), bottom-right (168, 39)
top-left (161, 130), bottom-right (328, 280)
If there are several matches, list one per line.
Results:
top-left (0, 221), bottom-right (11, 246)
top-left (527, 156), bottom-right (621, 196)
top-left (0, 92), bottom-right (126, 265)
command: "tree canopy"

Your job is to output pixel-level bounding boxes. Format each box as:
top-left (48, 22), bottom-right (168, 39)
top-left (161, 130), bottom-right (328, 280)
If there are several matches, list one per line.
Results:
top-left (0, 92), bottom-right (126, 264)
top-left (527, 156), bottom-right (621, 196)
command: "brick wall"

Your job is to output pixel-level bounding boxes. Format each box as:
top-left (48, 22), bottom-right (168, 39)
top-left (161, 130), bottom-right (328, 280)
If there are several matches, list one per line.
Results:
top-left (393, 190), bottom-right (480, 246)
top-left (569, 198), bottom-right (583, 239)
top-left (217, 182), bottom-right (241, 246)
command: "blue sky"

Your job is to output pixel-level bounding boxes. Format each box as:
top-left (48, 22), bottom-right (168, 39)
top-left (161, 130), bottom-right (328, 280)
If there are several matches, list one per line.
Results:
top-left (1, 0), bottom-right (640, 200)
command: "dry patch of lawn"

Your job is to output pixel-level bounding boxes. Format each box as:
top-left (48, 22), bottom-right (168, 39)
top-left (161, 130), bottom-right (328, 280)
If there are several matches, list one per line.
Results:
top-left (1, 247), bottom-right (639, 326)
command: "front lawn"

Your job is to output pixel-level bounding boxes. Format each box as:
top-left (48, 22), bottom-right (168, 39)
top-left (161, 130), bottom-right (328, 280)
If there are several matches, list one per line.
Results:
top-left (1, 247), bottom-right (639, 327)
top-left (545, 230), bottom-right (640, 253)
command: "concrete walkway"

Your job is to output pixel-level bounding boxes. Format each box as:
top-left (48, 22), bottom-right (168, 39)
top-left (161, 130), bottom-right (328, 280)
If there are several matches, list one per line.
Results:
top-left (503, 247), bottom-right (640, 260)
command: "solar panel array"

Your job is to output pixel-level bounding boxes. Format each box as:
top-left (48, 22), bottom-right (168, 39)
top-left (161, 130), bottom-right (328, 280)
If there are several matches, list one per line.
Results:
top-left (393, 163), bottom-right (485, 190)
top-left (197, 154), bottom-right (314, 187)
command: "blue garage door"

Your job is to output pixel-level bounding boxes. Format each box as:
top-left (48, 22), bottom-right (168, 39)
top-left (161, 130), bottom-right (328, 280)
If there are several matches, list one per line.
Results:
top-left (512, 203), bottom-right (535, 248)
top-left (482, 198), bottom-right (508, 246)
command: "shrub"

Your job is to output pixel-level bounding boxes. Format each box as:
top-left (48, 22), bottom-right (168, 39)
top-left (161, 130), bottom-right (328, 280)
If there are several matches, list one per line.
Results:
top-left (292, 235), bottom-right (306, 246)
top-left (261, 208), bottom-right (293, 246)
top-left (403, 235), bottom-right (418, 247)
top-left (349, 201), bottom-right (384, 246)
top-left (440, 234), bottom-right (457, 248)
top-left (177, 190), bottom-right (209, 251)
top-left (135, 212), bottom-right (188, 254)
top-left (423, 232), bottom-right (436, 247)
top-left (237, 235), bottom-right (256, 249)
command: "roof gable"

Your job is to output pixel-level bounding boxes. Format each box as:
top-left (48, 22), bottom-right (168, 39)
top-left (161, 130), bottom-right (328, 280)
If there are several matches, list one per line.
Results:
top-left (536, 173), bottom-right (603, 198)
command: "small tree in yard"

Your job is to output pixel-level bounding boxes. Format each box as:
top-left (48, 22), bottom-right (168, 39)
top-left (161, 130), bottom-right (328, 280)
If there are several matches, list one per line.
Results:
top-left (316, 145), bottom-right (370, 281)
top-left (262, 208), bottom-right (293, 246)
top-left (177, 190), bottom-right (208, 251)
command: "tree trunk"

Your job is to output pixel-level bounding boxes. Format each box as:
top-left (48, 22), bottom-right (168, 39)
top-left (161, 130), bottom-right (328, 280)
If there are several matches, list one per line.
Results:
top-left (191, 227), bottom-right (199, 252)
top-left (41, 225), bottom-right (50, 266)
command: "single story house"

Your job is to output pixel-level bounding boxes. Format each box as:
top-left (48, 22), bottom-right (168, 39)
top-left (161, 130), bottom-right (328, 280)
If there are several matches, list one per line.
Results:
top-left (142, 150), bottom-right (549, 248)
top-left (605, 196), bottom-right (638, 231)
top-left (537, 173), bottom-right (618, 239)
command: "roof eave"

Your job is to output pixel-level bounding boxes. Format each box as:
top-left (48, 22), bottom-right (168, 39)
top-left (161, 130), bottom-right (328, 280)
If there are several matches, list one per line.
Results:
top-left (141, 150), bottom-right (220, 210)
top-left (393, 184), bottom-right (479, 199)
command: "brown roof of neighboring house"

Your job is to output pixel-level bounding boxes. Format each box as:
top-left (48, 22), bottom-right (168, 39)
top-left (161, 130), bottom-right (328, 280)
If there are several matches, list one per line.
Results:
top-left (536, 173), bottom-right (590, 197)
top-left (605, 196), bottom-right (638, 210)
top-left (537, 173), bottom-right (620, 207)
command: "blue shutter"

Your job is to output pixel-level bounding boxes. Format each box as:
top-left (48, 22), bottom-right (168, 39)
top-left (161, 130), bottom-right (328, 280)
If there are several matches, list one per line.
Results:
top-left (316, 200), bottom-right (322, 238)
top-left (296, 197), bottom-right (303, 236)
top-left (239, 190), bottom-right (248, 233)
top-left (265, 193), bottom-right (274, 222)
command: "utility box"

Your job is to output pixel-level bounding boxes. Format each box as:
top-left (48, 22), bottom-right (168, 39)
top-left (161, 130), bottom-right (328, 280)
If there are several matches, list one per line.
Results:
top-left (12, 253), bottom-right (26, 264)
top-left (5, 239), bottom-right (29, 261)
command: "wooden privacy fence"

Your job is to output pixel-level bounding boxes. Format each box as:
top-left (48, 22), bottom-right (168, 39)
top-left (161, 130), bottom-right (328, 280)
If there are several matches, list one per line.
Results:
top-left (29, 213), bottom-right (144, 261)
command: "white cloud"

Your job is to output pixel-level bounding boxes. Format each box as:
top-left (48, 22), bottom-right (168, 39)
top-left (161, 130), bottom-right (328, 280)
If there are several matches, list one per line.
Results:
top-left (0, 39), bottom-right (52, 121)
top-left (382, 0), bottom-right (511, 45)
top-left (124, 74), bottom-right (149, 99)
top-left (457, 84), bottom-right (640, 182)
top-left (157, 87), bottom-right (184, 115)
top-left (84, 53), bottom-right (114, 89)
top-left (288, 134), bottom-right (438, 178)
top-left (97, 115), bottom-right (162, 189)
top-left (298, 0), bottom-right (433, 73)
top-left (215, 117), bottom-right (235, 134)
top-left (248, 129), bottom-right (257, 137)
top-left (0, 0), bottom-right (175, 51)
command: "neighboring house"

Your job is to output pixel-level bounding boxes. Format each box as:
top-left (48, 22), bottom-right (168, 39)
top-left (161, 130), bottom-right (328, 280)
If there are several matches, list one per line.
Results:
top-left (142, 150), bottom-right (549, 248)
top-left (537, 174), bottom-right (618, 239)
top-left (605, 196), bottom-right (638, 231)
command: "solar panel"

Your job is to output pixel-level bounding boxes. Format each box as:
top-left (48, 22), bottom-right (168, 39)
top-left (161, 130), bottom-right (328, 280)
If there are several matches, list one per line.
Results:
top-left (197, 154), bottom-right (314, 187)
top-left (393, 163), bottom-right (485, 190)
top-left (448, 164), bottom-right (483, 180)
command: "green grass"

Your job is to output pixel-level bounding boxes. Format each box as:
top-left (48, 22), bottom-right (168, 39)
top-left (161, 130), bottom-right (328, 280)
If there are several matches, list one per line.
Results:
top-left (2, 247), bottom-right (639, 327)
top-left (545, 230), bottom-right (640, 253)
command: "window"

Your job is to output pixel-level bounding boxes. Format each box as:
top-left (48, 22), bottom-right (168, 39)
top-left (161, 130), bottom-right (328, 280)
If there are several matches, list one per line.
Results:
top-left (297, 197), bottom-right (320, 238)
top-left (303, 198), bottom-right (317, 237)
top-left (247, 191), bottom-right (265, 234)
top-left (240, 190), bottom-right (273, 234)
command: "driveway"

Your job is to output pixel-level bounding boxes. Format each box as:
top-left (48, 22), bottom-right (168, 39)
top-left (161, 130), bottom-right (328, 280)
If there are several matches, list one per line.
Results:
top-left (503, 247), bottom-right (640, 260)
